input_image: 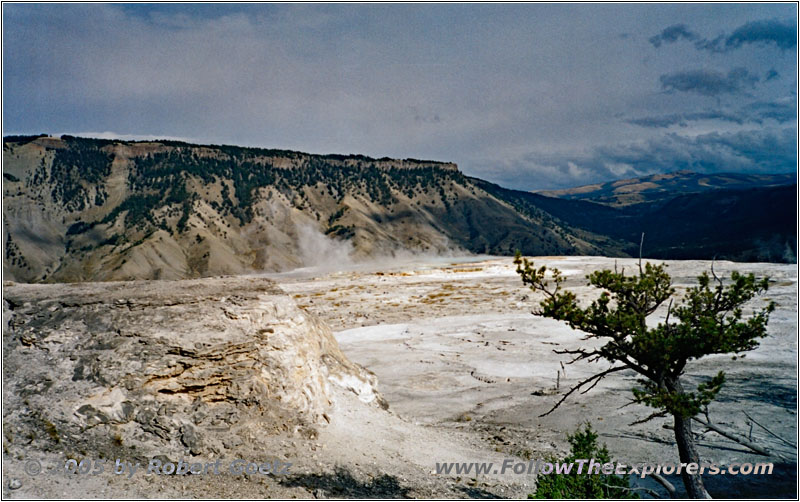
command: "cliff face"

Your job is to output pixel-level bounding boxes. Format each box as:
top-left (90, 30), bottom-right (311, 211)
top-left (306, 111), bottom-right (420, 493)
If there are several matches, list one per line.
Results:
top-left (2, 136), bottom-right (622, 283)
top-left (2, 275), bottom-right (384, 462)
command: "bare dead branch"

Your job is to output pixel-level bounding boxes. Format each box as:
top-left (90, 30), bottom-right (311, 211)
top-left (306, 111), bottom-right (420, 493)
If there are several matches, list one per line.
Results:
top-left (742, 411), bottom-right (797, 449)
top-left (553, 348), bottom-right (602, 365)
top-left (664, 298), bottom-right (673, 325)
top-left (580, 373), bottom-right (607, 395)
top-left (650, 472), bottom-right (677, 498)
top-left (538, 366), bottom-right (628, 417)
top-left (710, 256), bottom-right (724, 288)
top-left (617, 354), bottom-right (657, 381)
top-left (629, 410), bottom-right (669, 426)
top-left (638, 232), bottom-right (645, 277)
top-left (692, 416), bottom-right (789, 461)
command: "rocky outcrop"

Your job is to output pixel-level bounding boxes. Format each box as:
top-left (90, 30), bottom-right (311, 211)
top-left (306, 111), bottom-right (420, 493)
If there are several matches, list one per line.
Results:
top-left (2, 276), bottom-right (384, 461)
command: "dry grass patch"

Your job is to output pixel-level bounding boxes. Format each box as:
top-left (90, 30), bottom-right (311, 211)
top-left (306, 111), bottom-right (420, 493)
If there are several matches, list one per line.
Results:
top-left (453, 267), bottom-right (483, 273)
top-left (426, 291), bottom-right (452, 300)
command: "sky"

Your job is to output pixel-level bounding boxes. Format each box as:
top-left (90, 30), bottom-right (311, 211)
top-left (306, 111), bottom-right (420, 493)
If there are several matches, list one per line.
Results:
top-left (3, 3), bottom-right (797, 190)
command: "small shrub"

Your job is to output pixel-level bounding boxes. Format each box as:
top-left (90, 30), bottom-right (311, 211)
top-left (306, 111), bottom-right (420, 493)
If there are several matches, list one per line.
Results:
top-left (531, 424), bottom-right (637, 499)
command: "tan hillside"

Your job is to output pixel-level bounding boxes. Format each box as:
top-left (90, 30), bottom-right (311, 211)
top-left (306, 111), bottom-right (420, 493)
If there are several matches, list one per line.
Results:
top-left (3, 135), bottom-right (626, 282)
top-left (537, 169), bottom-right (795, 207)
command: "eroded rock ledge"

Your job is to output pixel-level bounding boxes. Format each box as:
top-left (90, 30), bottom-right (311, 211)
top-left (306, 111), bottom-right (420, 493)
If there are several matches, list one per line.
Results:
top-left (2, 276), bottom-right (384, 461)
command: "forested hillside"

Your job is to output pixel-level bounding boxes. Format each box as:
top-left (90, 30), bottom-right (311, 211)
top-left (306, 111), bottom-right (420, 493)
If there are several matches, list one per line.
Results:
top-left (3, 136), bottom-right (623, 282)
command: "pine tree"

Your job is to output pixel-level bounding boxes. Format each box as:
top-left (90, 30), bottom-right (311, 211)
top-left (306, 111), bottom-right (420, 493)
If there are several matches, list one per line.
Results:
top-left (514, 251), bottom-right (774, 498)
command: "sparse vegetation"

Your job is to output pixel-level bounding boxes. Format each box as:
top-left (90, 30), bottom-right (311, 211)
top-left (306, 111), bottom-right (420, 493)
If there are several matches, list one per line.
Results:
top-left (126, 145), bottom-right (463, 227)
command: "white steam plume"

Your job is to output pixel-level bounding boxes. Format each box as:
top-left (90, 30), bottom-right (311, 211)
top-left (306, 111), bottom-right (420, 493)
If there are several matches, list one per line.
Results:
top-left (295, 223), bottom-right (354, 271)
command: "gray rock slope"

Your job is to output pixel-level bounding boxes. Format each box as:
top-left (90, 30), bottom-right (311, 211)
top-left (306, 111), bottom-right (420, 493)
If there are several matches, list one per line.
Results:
top-left (2, 276), bottom-right (384, 463)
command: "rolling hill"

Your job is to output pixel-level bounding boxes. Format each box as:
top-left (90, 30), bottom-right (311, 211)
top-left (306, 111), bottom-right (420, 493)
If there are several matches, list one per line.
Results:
top-left (538, 170), bottom-right (796, 207)
top-left (476, 178), bottom-right (796, 263)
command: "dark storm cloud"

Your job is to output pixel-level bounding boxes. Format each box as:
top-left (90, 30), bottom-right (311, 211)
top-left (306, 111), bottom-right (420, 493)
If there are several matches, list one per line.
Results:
top-left (627, 115), bottom-right (691, 129)
top-left (3, 4), bottom-right (796, 190)
top-left (601, 128), bottom-right (796, 174)
top-left (651, 18), bottom-right (797, 53)
top-left (648, 24), bottom-right (700, 47)
top-left (627, 111), bottom-right (746, 128)
top-left (659, 68), bottom-right (759, 96)
top-left (742, 101), bottom-right (796, 124)
top-left (724, 19), bottom-right (796, 51)
top-left (626, 100), bottom-right (795, 128)
top-left (485, 128), bottom-right (796, 190)
top-left (765, 68), bottom-right (781, 81)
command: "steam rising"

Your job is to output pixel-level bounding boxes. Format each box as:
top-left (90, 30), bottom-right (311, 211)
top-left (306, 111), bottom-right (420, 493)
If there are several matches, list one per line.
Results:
top-left (288, 222), bottom-right (478, 277)
top-left (295, 223), bottom-right (355, 271)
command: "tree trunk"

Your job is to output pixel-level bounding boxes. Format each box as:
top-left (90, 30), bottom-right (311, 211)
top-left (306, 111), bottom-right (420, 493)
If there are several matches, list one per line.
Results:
top-left (664, 377), bottom-right (711, 498)
top-left (673, 413), bottom-right (711, 498)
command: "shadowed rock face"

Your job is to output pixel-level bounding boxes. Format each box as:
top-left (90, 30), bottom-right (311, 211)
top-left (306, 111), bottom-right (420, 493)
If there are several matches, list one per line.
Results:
top-left (2, 276), bottom-right (384, 461)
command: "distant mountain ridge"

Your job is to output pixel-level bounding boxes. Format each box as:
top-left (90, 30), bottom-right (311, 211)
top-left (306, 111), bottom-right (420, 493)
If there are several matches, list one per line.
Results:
top-left (475, 178), bottom-right (796, 263)
top-left (537, 170), bottom-right (796, 207)
top-left (3, 136), bottom-right (795, 283)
